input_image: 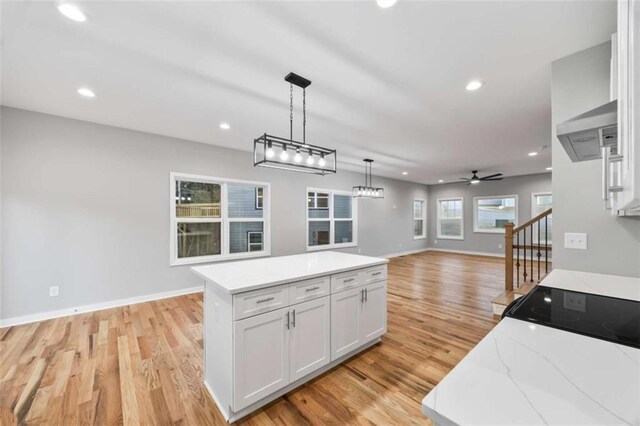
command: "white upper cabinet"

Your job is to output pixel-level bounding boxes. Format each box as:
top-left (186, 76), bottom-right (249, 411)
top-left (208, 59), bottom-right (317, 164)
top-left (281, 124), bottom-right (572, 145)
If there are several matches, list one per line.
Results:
top-left (289, 297), bottom-right (331, 382)
top-left (614, 0), bottom-right (640, 213)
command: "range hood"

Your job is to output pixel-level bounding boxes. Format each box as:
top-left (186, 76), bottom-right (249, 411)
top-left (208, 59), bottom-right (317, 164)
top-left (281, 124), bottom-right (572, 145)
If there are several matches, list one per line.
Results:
top-left (556, 100), bottom-right (617, 162)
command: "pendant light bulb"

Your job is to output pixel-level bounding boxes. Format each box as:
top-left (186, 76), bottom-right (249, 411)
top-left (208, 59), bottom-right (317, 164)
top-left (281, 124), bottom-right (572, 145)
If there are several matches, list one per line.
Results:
top-left (280, 145), bottom-right (289, 161)
top-left (319, 153), bottom-right (326, 167)
top-left (306, 151), bottom-right (314, 165)
top-left (266, 141), bottom-right (275, 158)
top-left (294, 148), bottom-right (302, 163)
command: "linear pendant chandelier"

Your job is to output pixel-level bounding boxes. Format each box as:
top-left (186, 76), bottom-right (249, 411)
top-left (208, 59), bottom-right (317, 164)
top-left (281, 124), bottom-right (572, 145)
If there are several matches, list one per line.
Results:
top-left (353, 159), bottom-right (384, 198)
top-left (253, 73), bottom-right (337, 175)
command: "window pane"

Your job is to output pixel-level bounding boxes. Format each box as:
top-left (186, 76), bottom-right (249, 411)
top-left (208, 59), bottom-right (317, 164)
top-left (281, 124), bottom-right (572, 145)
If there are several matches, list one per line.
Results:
top-left (440, 200), bottom-right (462, 218)
top-left (309, 221), bottom-right (330, 246)
top-left (334, 194), bottom-right (352, 219)
top-left (230, 222), bottom-right (264, 253)
top-left (177, 222), bottom-right (221, 258)
top-left (413, 219), bottom-right (424, 237)
top-left (440, 219), bottom-right (462, 237)
top-left (335, 221), bottom-right (353, 244)
top-left (176, 181), bottom-right (221, 218)
top-left (476, 197), bottom-right (516, 231)
top-left (228, 185), bottom-right (264, 218)
top-left (256, 188), bottom-right (264, 210)
top-left (414, 200), bottom-right (424, 219)
top-left (308, 192), bottom-right (330, 219)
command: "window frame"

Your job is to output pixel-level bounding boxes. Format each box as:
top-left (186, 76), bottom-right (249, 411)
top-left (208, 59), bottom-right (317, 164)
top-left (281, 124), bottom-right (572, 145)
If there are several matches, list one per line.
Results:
top-left (436, 197), bottom-right (464, 240)
top-left (306, 187), bottom-right (358, 251)
top-left (255, 187), bottom-right (264, 210)
top-left (473, 194), bottom-right (518, 234)
top-left (170, 172), bottom-right (271, 266)
top-left (247, 231), bottom-right (264, 252)
top-left (413, 198), bottom-right (427, 240)
top-left (531, 192), bottom-right (552, 217)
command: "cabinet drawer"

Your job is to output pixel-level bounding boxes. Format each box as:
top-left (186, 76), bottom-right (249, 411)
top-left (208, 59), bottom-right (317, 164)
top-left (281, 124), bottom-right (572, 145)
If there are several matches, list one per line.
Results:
top-left (290, 276), bottom-right (330, 304)
top-left (233, 285), bottom-right (289, 321)
top-left (360, 265), bottom-right (387, 285)
top-left (331, 270), bottom-right (362, 293)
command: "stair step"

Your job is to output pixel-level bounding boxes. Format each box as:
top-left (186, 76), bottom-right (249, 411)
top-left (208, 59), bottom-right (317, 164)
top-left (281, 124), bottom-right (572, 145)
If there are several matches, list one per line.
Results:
top-left (491, 283), bottom-right (539, 316)
top-left (513, 281), bottom-right (538, 296)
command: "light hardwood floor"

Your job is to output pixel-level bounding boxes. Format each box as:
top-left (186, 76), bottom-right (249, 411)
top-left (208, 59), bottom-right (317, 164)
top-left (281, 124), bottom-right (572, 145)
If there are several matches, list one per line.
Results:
top-left (0, 251), bottom-right (504, 425)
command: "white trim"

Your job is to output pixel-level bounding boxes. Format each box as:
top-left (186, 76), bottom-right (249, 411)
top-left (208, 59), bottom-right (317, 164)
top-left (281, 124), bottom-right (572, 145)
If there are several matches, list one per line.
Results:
top-left (306, 187), bottom-right (358, 251)
top-left (473, 194), bottom-right (518, 234)
top-left (0, 286), bottom-right (203, 328)
top-left (531, 192), bottom-right (552, 217)
top-left (426, 248), bottom-right (505, 258)
top-left (413, 198), bottom-right (427, 240)
top-left (436, 197), bottom-right (464, 240)
top-left (170, 172), bottom-right (271, 265)
top-left (380, 248), bottom-right (430, 259)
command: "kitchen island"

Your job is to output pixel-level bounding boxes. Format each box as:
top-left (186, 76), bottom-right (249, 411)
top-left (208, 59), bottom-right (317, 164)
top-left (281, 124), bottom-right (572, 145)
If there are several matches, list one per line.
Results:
top-left (192, 251), bottom-right (389, 423)
top-left (422, 269), bottom-right (640, 425)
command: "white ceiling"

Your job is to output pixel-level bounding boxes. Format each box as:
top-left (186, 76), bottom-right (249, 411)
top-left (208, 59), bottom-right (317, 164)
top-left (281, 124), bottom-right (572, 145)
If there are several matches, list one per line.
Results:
top-left (1, 1), bottom-right (616, 184)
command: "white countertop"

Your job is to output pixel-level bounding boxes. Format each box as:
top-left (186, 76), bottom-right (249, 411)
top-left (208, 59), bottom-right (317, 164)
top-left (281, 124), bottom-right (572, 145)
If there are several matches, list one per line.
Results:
top-left (422, 269), bottom-right (640, 425)
top-left (191, 251), bottom-right (388, 294)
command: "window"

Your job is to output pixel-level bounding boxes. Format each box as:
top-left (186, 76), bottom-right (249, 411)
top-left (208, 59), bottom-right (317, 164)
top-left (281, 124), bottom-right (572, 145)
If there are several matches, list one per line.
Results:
top-left (413, 199), bottom-right (427, 239)
top-left (532, 192), bottom-right (552, 244)
top-left (307, 188), bottom-right (357, 250)
top-left (170, 173), bottom-right (270, 265)
top-left (255, 187), bottom-right (264, 209)
top-left (473, 195), bottom-right (518, 233)
top-left (437, 198), bottom-right (464, 240)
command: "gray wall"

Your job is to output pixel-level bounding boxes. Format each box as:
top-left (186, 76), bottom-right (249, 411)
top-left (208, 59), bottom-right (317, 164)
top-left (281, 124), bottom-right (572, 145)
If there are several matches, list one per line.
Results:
top-left (427, 173), bottom-right (552, 255)
top-left (0, 107), bottom-right (429, 319)
top-left (551, 42), bottom-right (640, 277)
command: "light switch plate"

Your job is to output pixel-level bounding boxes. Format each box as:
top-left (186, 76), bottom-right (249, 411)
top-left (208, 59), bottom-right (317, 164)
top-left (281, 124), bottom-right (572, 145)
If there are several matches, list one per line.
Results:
top-left (564, 232), bottom-right (588, 250)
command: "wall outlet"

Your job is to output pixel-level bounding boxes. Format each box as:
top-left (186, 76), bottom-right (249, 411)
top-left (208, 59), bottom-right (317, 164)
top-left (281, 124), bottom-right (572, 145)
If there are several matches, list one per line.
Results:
top-left (434, 239), bottom-right (438, 244)
top-left (49, 286), bottom-right (59, 297)
top-left (357, 248), bottom-right (362, 254)
top-left (564, 232), bottom-right (588, 250)
top-left (498, 243), bottom-right (503, 249)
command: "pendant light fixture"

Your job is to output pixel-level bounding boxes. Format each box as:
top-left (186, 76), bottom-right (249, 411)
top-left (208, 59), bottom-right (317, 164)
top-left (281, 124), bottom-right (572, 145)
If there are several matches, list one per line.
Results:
top-left (353, 159), bottom-right (384, 198)
top-left (254, 73), bottom-right (337, 175)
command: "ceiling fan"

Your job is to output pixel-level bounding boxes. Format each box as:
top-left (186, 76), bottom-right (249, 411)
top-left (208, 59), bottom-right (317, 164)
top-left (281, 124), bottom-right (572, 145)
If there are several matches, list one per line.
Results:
top-left (459, 170), bottom-right (503, 185)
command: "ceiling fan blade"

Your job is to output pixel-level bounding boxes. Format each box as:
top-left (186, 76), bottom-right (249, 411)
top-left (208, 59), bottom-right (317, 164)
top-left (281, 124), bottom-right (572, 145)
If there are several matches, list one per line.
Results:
top-left (459, 178), bottom-right (471, 181)
top-left (480, 173), bottom-right (503, 180)
top-left (483, 177), bottom-right (504, 181)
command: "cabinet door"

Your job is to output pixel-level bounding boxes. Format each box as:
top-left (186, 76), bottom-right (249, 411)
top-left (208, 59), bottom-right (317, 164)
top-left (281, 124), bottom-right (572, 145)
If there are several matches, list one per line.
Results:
top-left (331, 286), bottom-right (363, 360)
top-left (233, 307), bottom-right (289, 411)
top-left (360, 281), bottom-right (387, 342)
top-left (289, 296), bottom-right (331, 382)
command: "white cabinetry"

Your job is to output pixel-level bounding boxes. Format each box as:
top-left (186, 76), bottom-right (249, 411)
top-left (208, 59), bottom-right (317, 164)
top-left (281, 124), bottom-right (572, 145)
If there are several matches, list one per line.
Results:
top-left (197, 255), bottom-right (388, 423)
top-left (233, 308), bottom-right (290, 411)
top-left (612, 0), bottom-right (640, 214)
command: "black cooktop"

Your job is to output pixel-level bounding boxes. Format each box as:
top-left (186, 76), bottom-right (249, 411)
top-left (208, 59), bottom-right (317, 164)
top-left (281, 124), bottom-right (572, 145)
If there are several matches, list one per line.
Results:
top-left (503, 285), bottom-right (640, 349)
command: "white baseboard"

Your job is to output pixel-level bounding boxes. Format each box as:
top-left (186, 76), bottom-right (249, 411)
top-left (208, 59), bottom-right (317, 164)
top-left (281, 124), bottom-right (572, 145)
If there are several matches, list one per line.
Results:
top-left (381, 247), bottom-right (430, 259)
top-left (0, 285), bottom-right (203, 328)
top-left (426, 248), bottom-right (505, 258)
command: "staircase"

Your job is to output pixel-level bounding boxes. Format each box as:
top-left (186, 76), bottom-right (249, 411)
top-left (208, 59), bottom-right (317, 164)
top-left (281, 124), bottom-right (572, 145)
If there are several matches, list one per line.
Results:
top-left (492, 208), bottom-right (553, 316)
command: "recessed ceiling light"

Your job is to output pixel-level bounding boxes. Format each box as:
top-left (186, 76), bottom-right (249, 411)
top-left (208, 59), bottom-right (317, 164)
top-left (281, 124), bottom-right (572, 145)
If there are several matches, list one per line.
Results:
top-left (377, 0), bottom-right (397, 8)
top-left (528, 152), bottom-right (538, 157)
top-left (402, 171), bottom-right (408, 175)
top-left (57, 4), bottom-right (86, 22)
top-left (465, 80), bottom-right (483, 91)
top-left (219, 123), bottom-right (230, 130)
top-left (438, 179), bottom-right (444, 183)
top-left (546, 167), bottom-right (552, 171)
top-left (77, 87), bottom-right (95, 98)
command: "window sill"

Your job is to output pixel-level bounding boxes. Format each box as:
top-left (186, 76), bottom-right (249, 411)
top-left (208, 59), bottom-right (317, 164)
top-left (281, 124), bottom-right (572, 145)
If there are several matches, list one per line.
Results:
top-left (413, 236), bottom-right (427, 240)
top-left (473, 229), bottom-right (508, 234)
top-left (171, 250), bottom-right (271, 266)
top-left (436, 235), bottom-right (464, 240)
top-left (306, 242), bottom-right (358, 252)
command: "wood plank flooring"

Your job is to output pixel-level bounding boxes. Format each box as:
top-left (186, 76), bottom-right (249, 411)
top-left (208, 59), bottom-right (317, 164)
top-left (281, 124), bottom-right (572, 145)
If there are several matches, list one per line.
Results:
top-left (0, 251), bottom-right (504, 425)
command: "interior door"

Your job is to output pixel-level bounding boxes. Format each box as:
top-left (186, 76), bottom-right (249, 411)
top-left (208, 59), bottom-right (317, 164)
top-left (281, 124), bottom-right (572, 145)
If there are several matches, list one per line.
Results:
top-left (233, 307), bottom-right (290, 411)
top-left (289, 296), bottom-right (331, 382)
top-left (360, 281), bottom-right (387, 342)
top-left (330, 286), bottom-right (362, 361)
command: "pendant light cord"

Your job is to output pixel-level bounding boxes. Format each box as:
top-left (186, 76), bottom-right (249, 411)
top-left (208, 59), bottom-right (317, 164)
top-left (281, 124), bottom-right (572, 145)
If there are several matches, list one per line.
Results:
top-left (289, 83), bottom-right (293, 141)
top-left (303, 88), bottom-right (306, 144)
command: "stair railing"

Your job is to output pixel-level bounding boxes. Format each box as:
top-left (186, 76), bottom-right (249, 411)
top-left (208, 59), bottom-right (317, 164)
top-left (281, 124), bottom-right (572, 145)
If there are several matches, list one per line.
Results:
top-left (504, 208), bottom-right (552, 292)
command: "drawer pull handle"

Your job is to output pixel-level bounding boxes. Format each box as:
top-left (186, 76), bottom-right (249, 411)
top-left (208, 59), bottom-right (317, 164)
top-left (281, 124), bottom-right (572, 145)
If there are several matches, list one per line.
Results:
top-left (344, 278), bottom-right (356, 283)
top-left (305, 286), bottom-right (320, 292)
top-left (256, 297), bottom-right (275, 304)
top-left (372, 272), bottom-right (382, 276)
